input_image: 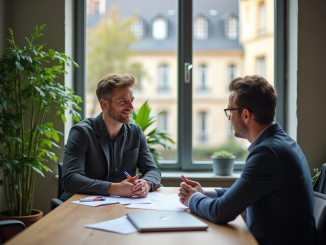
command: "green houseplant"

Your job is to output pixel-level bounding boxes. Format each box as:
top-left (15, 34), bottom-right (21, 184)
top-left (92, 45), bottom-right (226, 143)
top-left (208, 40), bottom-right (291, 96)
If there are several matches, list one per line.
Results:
top-left (211, 150), bottom-right (236, 176)
top-left (132, 101), bottom-right (175, 167)
top-left (0, 25), bottom-right (82, 218)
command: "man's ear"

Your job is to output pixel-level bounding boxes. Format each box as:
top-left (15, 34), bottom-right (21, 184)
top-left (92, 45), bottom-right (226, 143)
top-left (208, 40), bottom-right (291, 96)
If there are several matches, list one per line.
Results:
top-left (242, 109), bottom-right (252, 124)
top-left (100, 99), bottom-right (109, 110)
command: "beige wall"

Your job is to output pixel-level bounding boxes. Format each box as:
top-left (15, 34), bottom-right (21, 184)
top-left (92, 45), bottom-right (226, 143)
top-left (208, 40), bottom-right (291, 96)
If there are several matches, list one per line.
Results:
top-left (296, 0), bottom-right (326, 172)
top-left (240, 0), bottom-right (274, 85)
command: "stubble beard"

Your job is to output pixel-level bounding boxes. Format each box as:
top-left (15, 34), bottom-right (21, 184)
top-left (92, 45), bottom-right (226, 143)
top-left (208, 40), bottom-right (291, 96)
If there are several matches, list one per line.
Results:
top-left (233, 118), bottom-right (248, 139)
top-left (108, 106), bottom-right (131, 124)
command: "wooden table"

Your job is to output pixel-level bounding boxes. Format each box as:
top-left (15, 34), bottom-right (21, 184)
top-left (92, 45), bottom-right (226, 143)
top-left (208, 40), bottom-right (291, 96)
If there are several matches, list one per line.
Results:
top-left (5, 187), bottom-right (258, 245)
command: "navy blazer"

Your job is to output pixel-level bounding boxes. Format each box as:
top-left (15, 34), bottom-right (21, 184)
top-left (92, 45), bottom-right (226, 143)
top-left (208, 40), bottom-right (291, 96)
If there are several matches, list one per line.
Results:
top-left (61, 113), bottom-right (161, 201)
top-left (189, 123), bottom-right (316, 245)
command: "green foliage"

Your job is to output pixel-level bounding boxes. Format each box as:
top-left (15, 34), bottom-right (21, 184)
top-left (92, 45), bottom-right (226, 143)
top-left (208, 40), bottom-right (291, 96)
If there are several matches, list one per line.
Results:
top-left (0, 25), bottom-right (82, 216)
top-left (212, 150), bottom-right (234, 158)
top-left (312, 168), bottom-right (321, 184)
top-left (131, 101), bottom-right (175, 167)
top-left (87, 6), bottom-right (146, 116)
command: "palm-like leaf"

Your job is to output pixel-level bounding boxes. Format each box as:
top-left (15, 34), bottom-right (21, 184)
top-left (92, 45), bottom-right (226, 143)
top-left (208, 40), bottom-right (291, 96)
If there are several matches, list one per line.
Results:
top-left (132, 101), bottom-right (175, 166)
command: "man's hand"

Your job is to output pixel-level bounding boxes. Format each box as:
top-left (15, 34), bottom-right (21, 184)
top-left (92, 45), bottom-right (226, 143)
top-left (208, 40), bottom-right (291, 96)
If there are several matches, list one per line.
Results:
top-left (178, 175), bottom-right (204, 207)
top-left (107, 174), bottom-right (139, 197)
top-left (132, 179), bottom-right (151, 198)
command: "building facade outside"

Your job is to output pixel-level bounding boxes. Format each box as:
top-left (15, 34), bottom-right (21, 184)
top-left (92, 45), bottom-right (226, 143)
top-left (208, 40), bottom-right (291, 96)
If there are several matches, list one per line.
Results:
top-left (86, 0), bottom-right (274, 161)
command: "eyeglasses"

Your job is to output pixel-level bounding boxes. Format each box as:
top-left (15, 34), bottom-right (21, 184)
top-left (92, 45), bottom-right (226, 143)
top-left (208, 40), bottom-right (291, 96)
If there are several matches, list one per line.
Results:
top-left (224, 108), bottom-right (242, 117)
top-left (224, 108), bottom-right (253, 117)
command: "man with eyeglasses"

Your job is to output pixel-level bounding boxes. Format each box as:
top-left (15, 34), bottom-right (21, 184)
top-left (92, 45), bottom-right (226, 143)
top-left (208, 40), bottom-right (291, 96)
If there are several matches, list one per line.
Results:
top-left (178, 75), bottom-right (316, 245)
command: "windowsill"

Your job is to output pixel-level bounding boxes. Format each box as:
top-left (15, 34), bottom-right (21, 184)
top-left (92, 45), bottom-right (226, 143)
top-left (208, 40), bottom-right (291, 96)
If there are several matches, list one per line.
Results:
top-left (161, 171), bottom-right (241, 180)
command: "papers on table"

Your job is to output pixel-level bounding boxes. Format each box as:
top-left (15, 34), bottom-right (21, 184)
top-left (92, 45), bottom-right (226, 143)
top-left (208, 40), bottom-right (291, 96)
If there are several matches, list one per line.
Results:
top-left (126, 193), bottom-right (188, 212)
top-left (72, 195), bottom-right (151, 207)
top-left (85, 216), bottom-right (137, 235)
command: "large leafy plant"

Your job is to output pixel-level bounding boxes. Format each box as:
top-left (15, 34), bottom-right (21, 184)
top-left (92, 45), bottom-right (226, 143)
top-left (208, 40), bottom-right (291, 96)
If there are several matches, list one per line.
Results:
top-left (0, 25), bottom-right (82, 216)
top-left (132, 101), bottom-right (175, 166)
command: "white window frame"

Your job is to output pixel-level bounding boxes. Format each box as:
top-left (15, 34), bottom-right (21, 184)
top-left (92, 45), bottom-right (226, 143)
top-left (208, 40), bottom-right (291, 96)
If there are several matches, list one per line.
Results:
top-left (194, 17), bottom-right (208, 39)
top-left (131, 18), bottom-right (145, 39)
top-left (225, 17), bottom-right (238, 39)
top-left (197, 112), bottom-right (208, 144)
top-left (197, 64), bottom-right (208, 93)
top-left (152, 17), bottom-right (168, 40)
top-left (158, 64), bottom-right (169, 93)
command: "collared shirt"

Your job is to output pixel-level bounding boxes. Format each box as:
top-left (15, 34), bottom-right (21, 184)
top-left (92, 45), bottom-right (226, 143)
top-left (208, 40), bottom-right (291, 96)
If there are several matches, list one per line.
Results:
top-left (100, 118), bottom-right (154, 189)
top-left (103, 123), bottom-right (126, 183)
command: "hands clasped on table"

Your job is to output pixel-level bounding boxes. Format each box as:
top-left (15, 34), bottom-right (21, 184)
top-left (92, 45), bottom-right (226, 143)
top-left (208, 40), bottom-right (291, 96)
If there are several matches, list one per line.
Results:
top-left (178, 175), bottom-right (205, 206)
top-left (107, 174), bottom-right (151, 198)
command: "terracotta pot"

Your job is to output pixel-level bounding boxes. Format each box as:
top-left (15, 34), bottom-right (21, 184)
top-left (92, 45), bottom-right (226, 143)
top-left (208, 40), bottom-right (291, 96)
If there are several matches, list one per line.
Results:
top-left (0, 209), bottom-right (43, 243)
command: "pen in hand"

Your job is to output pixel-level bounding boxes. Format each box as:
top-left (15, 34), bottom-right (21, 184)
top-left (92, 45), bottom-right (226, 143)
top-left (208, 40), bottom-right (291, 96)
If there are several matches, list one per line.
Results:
top-left (79, 197), bottom-right (105, 202)
top-left (124, 171), bottom-right (132, 180)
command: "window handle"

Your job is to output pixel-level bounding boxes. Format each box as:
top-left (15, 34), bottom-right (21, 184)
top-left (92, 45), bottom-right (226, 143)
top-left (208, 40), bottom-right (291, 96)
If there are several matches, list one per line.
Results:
top-left (184, 63), bottom-right (193, 83)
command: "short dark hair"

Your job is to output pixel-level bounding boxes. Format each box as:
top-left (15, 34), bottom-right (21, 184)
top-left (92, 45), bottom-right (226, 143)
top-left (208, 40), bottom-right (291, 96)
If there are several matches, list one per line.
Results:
top-left (96, 73), bottom-right (138, 103)
top-left (229, 75), bottom-right (277, 125)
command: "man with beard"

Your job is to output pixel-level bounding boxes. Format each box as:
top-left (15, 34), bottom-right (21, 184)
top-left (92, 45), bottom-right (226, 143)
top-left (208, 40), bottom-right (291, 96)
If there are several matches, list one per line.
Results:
top-left (61, 74), bottom-right (161, 201)
top-left (178, 76), bottom-right (316, 245)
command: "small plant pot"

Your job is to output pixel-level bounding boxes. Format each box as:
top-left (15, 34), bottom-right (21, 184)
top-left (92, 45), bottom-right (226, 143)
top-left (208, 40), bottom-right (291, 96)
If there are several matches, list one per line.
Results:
top-left (211, 156), bottom-right (236, 176)
top-left (0, 209), bottom-right (43, 243)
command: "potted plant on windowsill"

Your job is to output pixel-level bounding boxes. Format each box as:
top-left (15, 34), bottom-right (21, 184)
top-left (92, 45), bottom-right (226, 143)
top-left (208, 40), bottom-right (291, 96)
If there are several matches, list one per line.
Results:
top-left (0, 25), bottom-right (82, 242)
top-left (211, 150), bottom-right (236, 176)
top-left (132, 100), bottom-right (175, 168)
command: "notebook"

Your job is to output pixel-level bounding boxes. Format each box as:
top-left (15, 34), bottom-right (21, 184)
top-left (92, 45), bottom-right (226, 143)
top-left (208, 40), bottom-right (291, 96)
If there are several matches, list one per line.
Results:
top-left (126, 211), bottom-right (208, 232)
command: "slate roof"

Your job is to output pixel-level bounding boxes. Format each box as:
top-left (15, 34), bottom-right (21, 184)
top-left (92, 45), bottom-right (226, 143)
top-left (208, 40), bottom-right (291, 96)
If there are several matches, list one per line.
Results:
top-left (87, 0), bottom-right (243, 52)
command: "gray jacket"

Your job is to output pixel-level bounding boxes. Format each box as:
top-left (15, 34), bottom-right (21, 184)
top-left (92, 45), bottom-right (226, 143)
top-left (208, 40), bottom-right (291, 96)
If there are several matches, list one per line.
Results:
top-left (61, 113), bottom-right (161, 201)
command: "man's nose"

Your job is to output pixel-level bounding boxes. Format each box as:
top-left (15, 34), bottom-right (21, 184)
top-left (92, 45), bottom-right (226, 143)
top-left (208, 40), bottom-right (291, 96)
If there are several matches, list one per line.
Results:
top-left (127, 101), bottom-right (134, 109)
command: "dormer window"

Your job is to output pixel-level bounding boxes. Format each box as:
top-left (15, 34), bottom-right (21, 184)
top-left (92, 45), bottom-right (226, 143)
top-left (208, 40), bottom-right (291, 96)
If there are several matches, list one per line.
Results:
top-left (152, 17), bottom-right (168, 40)
top-left (225, 17), bottom-right (238, 39)
top-left (194, 17), bottom-right (208, 39)
top-left (131, 18), bottom-right (145, 39)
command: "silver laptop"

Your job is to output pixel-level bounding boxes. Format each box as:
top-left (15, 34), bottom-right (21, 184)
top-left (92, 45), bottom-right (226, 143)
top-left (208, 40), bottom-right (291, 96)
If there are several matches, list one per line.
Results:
top-left (126, 211), bottom-right (208, 232)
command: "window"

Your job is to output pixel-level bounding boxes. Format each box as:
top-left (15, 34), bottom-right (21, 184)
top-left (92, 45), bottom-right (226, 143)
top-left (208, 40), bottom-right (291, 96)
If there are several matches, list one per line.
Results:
top-left (85, 0), bottom-right (278, 171)
top-left (225, 17), bottom-right (238, 39)
top-left (194, 17), bottom-right (208, 39)
top-left (131, 63), bottom-right (142, 93)
top-left (259, 2), bottom-right (266, 35)
top-left (152, 17), bottom-right (168, 40)
top-left (158, 112), bottom-right (169, 132)
top-left (197, 112), bottom-right (208, 143)
top-left (197, 64), bottom-right (208, 93)
top-left (257, 57), bottom-right (266, 78)
top-left (227, 64), bottom-right (237, 88)
top-left (131, 18), bottom-right (145, 39)
top-left (158, 64), bottom-right (169, 93)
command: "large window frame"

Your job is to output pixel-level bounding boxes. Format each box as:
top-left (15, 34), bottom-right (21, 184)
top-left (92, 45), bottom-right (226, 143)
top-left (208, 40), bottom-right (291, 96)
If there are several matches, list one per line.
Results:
top-left (78, 0), bottom-right (287, 172)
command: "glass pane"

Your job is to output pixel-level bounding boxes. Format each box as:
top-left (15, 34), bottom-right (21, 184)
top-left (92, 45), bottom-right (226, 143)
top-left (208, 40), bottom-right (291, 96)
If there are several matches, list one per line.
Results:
top-left (192, 0), bottom-right (274, 161)
top-left (86, 0), bottom-right (178, 162)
